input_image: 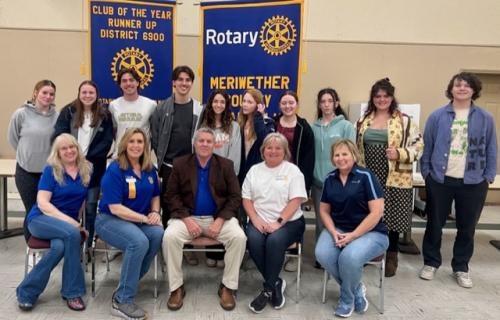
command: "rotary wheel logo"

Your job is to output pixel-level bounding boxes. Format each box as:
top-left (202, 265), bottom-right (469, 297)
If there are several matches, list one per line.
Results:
top-left (111, 47), bottom-right (154, 89)
top-left (260, 16), bottom-right (297, 56)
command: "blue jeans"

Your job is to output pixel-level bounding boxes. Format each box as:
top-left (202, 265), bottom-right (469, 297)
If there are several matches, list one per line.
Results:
top-left (95, 213), bottom-right (163, 304)
top-left (85, 186), bottom-right (100, 248)
top-left (315, 229), bottom-right (388, 306)
top-left (17, 215), bottom-right (85, 304)
top-left (246, 216), bottom-right (305, 290)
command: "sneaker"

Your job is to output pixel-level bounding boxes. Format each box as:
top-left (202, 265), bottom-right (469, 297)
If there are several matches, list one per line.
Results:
top-left (111, 298), bottom-right (146, 320)
top-left (453, 271), bottom-right (473, 288)
top-left (419, 265), bottom-right (437, 280)
top-left (272, 278), bottom-right (286, 309)
top-left (216, 259), bottom-right (225, 268)
top-left (18, 301), bottom-right (34, 311)
top-left (248, 289), bottom-right (272, 314)
top-left (334, 301), bottom-right (354, 318)
top-left (206, 258), bottom-right (217, 268)
top-left (184, 252), bottom-right (199, 266)
top-left (354, 283), bottom-right (368, 313)
top-left (284, 257), bottom-right (297, 272)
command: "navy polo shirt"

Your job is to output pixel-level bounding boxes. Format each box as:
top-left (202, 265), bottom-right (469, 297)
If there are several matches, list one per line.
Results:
top-left (27, 165), bottom-right (88, 223)
top-left (99, 161), bottom-right (160, 216)
top-left (321, 164), bottom-right (387, 234)
top-left (193, 158), bottom-right (217, 216)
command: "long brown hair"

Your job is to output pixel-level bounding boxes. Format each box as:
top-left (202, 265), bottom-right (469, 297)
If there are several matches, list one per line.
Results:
top-left (201, 89), bottom-right (233, 134)
top-left (73, 80), bottom-right (107, 128)
top-left (238, 88), bottom-right (264, 141)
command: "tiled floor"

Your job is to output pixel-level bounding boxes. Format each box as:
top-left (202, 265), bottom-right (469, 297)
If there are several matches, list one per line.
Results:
top-left (1, 220), bottom-right (500, 320)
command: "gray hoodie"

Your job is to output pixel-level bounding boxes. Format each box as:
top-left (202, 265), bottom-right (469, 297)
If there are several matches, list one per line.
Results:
top-left (7, 102), bottom-right (58, 172)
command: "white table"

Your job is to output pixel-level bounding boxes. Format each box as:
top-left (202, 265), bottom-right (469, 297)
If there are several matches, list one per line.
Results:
top-left (411, 173), bottom-right (500, 251)
top-left (0, 159), bottom-right (22, 239)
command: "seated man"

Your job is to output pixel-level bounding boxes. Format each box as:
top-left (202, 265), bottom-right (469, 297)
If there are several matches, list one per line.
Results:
top-left (162, 127), bottom-right (247, 311)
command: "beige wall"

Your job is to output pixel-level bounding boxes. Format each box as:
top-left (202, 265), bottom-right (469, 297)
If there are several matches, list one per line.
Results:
top-left (1, 1), bottom-right (500, 203)
top-left (2, 0), bottom-right (500, 45)
top-left (3, 30), bottom-right (500, 155)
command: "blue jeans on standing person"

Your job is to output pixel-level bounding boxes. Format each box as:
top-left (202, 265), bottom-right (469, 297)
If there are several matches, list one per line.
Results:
top-left (85, 186), bottom-right (100, 248)
top-left (16, 215), bottom-right (85, 304)
top-left (315, 228), bottom-right (388, 307)
top-left (246, 216), bottom-right (305, 290)
top-left (95, 213), bottom-right (164, 304)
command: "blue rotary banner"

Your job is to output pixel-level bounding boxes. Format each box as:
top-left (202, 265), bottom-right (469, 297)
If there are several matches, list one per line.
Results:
top-left (89, 0), bottom-right (176, 104)
top-left (201, 0), bottom-right (303, 117)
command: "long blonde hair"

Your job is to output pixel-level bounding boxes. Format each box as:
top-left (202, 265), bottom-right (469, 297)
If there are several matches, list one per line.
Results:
top-left (238, 88), bottom-right (264, 141)
top-left (47, 133), bottom-right (91, 186)
top-left (116, 128), bottom-right (153, 171)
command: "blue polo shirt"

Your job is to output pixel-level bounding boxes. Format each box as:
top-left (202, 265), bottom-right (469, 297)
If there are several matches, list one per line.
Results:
top-left (321, 164), bottom-right (387, 234)
top-left (193, 158), bottom-right (217, 216)
top-left (99, 161), bottom-right (160, 216)
top-left (27, 165), bottom-right (88, 224)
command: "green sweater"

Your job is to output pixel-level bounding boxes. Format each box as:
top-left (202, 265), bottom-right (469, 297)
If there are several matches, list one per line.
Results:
top-left (311, 115), bottom-right (356, 187)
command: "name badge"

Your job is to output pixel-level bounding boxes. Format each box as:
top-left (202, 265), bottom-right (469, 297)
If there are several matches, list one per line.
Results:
top-left (126, 176), bottom-right (137, 199)
top-left (275, 175), bottom-right (287, 181)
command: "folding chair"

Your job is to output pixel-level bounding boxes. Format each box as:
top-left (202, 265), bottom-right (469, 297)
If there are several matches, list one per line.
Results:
top-left (321, 253), bottom-right (385, 313)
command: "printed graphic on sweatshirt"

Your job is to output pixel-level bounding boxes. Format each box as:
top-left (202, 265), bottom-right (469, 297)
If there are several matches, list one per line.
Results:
top-left (214, 131), bottom-right (230, 150)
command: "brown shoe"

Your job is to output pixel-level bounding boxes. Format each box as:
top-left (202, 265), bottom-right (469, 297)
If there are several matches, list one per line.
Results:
top-left (385, 251), bottom-right (398, 277)
top-left (218, 284), bottom-right (236, 311)
top-left (167, 285), bottom-right (186, 311)
top-left (184, 252), bottom-right (199, 266)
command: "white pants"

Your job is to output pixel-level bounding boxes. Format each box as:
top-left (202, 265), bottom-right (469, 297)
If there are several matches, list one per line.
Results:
top-left (162, 217), bottom-right (247, 292)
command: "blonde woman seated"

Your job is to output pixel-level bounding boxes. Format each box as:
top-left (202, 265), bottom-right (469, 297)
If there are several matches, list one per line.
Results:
top-left (242, 133), bottom-right (307, 313)
top-left (95, 128), bottom-right (163, 320)
top-left (16, 133), bottom-right (91, 311)
top-left (315, 139), bottom-right (388, 318)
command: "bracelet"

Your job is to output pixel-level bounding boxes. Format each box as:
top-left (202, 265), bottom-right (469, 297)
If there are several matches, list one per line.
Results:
top-left (151, 210), bottom-right (160, 215)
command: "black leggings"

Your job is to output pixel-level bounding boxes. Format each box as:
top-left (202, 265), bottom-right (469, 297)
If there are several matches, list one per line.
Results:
top-left (15, 164), bottom-right (42, 241)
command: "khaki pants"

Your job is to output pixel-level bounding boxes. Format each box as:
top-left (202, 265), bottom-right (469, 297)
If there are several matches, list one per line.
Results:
top-left (162, 217), bottom-right (247, 292)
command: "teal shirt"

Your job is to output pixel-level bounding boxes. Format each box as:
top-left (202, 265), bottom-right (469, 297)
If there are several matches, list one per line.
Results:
top-left (363, 128), bottom-right (388, 145)
top-left (311, 115), bottom-right (356, 187)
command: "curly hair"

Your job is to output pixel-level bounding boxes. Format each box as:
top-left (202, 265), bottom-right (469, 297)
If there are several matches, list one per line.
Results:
top-left (445, 72), bottom-right (482, 101)
top-left (364, 78), bottom-right (399, 116)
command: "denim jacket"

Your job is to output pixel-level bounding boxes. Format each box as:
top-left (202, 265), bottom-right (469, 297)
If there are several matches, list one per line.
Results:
top-left (420, 103), bottom-right (497, 184)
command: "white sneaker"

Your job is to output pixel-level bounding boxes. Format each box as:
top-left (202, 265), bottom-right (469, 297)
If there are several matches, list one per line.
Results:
top-left (453, 271), bottom-right (473, 288)
top-left (419, 265), bottom-right (437, 280)
top-left (216, 259), bottom-right (225, 268)
top-left (206, 258), bottom-right (217, 268)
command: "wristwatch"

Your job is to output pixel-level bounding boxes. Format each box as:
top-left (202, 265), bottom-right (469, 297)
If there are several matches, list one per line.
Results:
top-left (277, 217), bottom-right (284, 225)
